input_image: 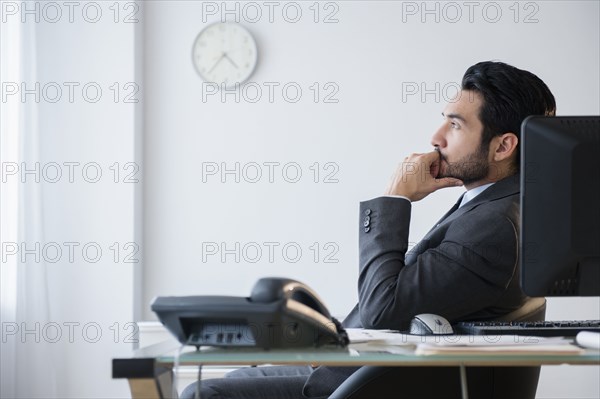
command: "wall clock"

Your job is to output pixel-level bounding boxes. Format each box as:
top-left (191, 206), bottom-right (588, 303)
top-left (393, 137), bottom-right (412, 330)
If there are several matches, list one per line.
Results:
top-left (192, 22), bottom-right (258, 88)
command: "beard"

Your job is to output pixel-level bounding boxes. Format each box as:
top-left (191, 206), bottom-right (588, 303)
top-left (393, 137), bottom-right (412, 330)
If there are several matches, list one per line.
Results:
top-left (436, 143), bottom-right (490, 186)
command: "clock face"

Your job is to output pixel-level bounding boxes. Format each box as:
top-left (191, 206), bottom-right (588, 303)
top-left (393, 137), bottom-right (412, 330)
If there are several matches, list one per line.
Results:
top-left (192, 22), bottom-right (258, 88)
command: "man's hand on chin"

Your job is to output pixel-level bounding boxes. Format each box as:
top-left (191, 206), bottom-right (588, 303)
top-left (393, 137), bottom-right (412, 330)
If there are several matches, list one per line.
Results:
top-left (385, 151), bottom-right (463, 202)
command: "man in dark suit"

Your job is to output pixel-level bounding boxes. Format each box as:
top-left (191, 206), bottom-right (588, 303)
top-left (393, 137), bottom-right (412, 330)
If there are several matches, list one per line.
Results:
top-left (182, 61), bottom-right (556, 399)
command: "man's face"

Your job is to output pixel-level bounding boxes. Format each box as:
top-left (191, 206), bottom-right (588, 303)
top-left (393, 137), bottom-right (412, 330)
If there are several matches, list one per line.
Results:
top-left (430, 90), bottom-right (490, 186)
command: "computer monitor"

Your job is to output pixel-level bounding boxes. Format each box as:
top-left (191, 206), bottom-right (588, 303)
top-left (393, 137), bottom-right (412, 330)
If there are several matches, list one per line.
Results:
top-left (520, 115), bottom-right (600, 296)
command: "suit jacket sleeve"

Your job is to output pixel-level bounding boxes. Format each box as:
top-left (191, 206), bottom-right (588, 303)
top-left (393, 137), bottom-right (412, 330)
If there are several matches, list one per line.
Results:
top-left (357, 196), bottom-right (519, 330)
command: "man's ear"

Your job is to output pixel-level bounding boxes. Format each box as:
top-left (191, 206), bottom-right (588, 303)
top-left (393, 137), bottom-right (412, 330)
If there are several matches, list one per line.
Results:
top-left (492, 133), bottom-right (519, 162)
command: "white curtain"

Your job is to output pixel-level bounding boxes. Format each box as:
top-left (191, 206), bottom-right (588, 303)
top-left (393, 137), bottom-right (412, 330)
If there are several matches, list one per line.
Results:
top-left (1, 14), bottom-right (57, 399)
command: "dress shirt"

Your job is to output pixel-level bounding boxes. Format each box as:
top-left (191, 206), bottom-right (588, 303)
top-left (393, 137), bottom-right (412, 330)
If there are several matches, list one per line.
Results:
top-left (459, 182), bottom-right (495, 208)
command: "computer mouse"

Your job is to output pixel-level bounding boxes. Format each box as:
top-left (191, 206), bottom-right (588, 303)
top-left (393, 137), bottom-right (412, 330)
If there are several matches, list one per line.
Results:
top-left (409, 313), bottom-right (454, 335)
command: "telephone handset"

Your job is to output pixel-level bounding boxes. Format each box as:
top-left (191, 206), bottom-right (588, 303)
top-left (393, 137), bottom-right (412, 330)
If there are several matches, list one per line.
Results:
top-left (250, 277), bottom-right (332, 318)
top-left (151, 277), bottom-right (349, 349)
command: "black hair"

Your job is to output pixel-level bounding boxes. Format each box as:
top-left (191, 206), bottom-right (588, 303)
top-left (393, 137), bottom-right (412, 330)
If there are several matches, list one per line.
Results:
top-left (461, 61), bottom-right (556, 170)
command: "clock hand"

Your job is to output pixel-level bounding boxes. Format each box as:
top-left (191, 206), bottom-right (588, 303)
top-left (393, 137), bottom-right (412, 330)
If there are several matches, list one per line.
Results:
top-left (208, 53), bottom-right (226, 74)
top-left (223, 53), bottom-right (239, 69)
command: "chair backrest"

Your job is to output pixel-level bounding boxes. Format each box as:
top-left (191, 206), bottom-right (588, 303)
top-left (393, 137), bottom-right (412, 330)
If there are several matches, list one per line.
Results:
top-left (495, 297), bottom-right (546, 323)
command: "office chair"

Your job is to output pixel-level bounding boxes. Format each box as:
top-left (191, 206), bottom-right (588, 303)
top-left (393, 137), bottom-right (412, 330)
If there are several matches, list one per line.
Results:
top-left (329, 297), bottom-right (547, 399)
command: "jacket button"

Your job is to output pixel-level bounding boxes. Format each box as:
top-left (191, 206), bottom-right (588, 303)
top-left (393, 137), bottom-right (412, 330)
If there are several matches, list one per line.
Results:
top-left (364, 209), bottom-right (371, 216)
top-left (364, 226), bottom-right (371, 233)
top-left (363, 216), bottom-right (370, 227)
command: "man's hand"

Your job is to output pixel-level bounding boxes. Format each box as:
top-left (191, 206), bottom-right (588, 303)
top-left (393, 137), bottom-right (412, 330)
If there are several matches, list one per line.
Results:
top-left (385, 151), bottom-right (463, 201)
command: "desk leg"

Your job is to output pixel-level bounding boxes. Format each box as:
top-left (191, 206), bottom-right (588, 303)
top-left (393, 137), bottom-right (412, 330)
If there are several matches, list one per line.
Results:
top-left (459, 365), bottom-right (469, 399)
top-left (113, 342), bottom-right (185, 399)
top-left (126, 367), bottom-right (177, 399)
top-left (128, 378), bottom-right (161, 399)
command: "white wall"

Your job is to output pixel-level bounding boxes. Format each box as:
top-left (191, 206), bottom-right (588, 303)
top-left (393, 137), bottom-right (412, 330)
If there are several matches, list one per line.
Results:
top-left (3, 1), bottom-right (139, 397)
top-left (142, 1), bottom-right (599, 398)
top-left (4, 1), bottom-right (598, 398)
top-left (143, 0), bottom-right (600, 314)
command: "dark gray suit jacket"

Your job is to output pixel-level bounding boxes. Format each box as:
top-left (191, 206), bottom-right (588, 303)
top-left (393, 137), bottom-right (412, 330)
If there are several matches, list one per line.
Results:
top-left (303, 174), bottom-right (528, 398)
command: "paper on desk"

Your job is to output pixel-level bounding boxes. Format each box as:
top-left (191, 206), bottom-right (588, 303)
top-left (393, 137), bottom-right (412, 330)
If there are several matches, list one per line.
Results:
top-left (412, 335), bottom-right (572, 347)
top-left (414, 334), bottom-right (583, 355)
top-left (346, 328), bottom-right (582, 355)
top-left (346, 328), bottom-right (406, 343)
top-left (346, 328), bottom-right (418, 354)
top-left (415, 343), bottom-right (584, 355)
top-left (347, 328), bottom-right (570, 345)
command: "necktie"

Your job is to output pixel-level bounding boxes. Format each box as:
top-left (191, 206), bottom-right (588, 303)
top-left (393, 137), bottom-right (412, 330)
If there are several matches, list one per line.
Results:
top-left (405, 194), bottom-right (465, 265)
top-left (437, 194), bottom-right (464, 225)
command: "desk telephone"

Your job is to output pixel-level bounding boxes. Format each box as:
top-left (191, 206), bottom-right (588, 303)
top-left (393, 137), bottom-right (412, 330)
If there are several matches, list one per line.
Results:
top-left (151, 277), bottom-right (349, 349)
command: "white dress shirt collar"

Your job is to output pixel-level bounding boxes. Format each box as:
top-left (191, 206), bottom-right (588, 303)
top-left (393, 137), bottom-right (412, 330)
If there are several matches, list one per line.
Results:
top-left (459, 182), bottom-right (495, 208)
